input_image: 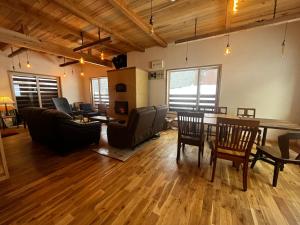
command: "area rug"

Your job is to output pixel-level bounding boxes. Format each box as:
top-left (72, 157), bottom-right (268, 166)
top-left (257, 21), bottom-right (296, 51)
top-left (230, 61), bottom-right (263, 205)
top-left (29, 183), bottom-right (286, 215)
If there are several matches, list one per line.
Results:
top-left (91, 127), bottom-right (154, 162)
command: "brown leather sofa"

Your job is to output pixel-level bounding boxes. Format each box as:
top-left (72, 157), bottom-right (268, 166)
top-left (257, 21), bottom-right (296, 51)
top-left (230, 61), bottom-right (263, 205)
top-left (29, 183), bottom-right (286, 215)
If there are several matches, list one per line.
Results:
top-left (107, 105), bottom-right (168, 149)
top-left (21, 107), bottom-right (101, 152)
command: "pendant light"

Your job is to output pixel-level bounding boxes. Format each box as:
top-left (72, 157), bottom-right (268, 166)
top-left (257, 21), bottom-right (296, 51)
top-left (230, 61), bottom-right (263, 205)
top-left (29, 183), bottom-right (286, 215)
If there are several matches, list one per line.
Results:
top-left (281, 23), bottom-right (288, 56)
top-left (26, 50), bottom-right (31, 68)
top-left (80, 65), bottom-right (84, 76)
top-left (233, 0), bottom-right (238, 14)
top-left (79, 32), bottom-right (85, 64)
top-left (10, 47), bottom-right (16, 71)
top-left (98, 28), bottom-right (105, 60)
top-left (149, 0), bottom-right (154, 34)
top-left (224, 34), bottom-right (231, 56)
top-left (101, 51), bottom-right (104, 60)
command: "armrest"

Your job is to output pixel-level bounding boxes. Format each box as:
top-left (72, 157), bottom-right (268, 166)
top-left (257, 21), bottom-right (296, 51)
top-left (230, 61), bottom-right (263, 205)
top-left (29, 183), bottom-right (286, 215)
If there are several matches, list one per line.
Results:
top-left (58, 120), bottom-right (101, 145)
top-left (107, 122), bottom-right (129, 148)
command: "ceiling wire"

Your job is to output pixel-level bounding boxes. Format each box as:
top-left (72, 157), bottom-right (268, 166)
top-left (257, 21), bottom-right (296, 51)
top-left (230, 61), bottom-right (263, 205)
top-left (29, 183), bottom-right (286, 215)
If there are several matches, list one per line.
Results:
top-left (273, 0), bottom-right (278, 19)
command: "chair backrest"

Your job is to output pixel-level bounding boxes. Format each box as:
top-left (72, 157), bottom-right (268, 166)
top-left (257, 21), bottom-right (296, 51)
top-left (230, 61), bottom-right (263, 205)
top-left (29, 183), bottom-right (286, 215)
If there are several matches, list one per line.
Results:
top-left (98, 103), bottom-right (107, 116)
top-left (177, 111), bottom-right (204, 138)
top-left (215, 117), bottom-right (259, 157)
top-left (278, 133), bottom-right (300, 159)
top-left (237, 107), bottom-right (256, 118)
top-left (52, 97), bottom-right (72, 115)
top-left (197, 106), bottom-right (215, 113)
top-left (215, 106), bottom-right (227, 114)
top-left (80, 103), bottom-right (93, 112)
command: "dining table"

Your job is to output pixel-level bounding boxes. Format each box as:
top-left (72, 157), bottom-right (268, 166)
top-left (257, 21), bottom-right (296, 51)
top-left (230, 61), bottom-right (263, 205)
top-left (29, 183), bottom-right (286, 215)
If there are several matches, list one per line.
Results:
top-left (203, 114), bottom-right (300, 145)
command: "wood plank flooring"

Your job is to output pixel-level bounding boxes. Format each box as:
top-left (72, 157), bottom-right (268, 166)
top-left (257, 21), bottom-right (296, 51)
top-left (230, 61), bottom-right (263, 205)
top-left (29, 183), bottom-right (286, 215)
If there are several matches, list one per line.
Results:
top-left (0, 129), bottom-right (299, 225)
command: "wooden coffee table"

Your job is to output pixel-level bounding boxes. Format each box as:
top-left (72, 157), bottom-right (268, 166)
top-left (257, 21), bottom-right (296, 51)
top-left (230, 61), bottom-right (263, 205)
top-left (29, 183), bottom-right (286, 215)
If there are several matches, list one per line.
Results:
top-left (89, 115), bottom-right (118, 124)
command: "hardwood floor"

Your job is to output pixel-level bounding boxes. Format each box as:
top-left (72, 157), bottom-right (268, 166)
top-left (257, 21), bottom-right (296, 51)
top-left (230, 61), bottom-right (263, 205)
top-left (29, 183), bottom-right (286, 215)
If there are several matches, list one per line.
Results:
top-left (0, 129), bottom-right (299, 225)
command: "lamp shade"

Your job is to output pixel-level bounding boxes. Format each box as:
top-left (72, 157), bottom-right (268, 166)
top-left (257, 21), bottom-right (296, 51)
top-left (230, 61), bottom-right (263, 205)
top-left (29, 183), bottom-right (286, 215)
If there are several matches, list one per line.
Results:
top-left (0, 96), bottom-right (15, 104)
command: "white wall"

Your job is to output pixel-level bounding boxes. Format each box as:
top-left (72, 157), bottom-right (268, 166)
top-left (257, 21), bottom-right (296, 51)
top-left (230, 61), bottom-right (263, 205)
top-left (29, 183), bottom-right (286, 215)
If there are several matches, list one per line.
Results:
top-left (0, 51), bottom-right (85, 104)
top-left (128, 21), bottom-right (300, 126)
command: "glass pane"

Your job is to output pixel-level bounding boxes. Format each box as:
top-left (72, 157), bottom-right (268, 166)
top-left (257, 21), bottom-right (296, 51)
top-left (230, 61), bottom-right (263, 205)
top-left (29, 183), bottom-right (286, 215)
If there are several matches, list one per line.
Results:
top-left (92, 79), bottom-right (100, 106)
top-left (39, 77), bottom-right (59, 109)
top-left (99, 78), bottom-right (109, 105)
top-left (198, 68), bottom-right (219, 111)
top-left (12, 75), bottom-right (39, 109)
top-left (169, 69), bottom-right (198, 111)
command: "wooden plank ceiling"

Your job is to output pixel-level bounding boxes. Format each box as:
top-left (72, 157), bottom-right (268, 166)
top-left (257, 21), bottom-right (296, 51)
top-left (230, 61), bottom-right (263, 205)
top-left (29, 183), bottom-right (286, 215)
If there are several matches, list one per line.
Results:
top-left (0, 0), bottom-right (299, 65)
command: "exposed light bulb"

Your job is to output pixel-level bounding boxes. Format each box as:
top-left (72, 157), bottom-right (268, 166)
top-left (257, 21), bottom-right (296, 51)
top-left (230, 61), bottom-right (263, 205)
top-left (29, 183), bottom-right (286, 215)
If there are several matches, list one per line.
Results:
top-left (80, 57), bottom-right (84, 64)
top-left (63, 71), bottom-right (66, 77)
top-left (26, 61), bottom-right (31, 68)
top-left (101, 51), bottom-right (104, 60)
top-left (233, 0), bottom-right (238, 13)
top-left (224, 43), bottom-right (231, 55)
top-left (150, 25), bottom-right (154, 34)
top-left (80, 72), bottom-right (84, 76)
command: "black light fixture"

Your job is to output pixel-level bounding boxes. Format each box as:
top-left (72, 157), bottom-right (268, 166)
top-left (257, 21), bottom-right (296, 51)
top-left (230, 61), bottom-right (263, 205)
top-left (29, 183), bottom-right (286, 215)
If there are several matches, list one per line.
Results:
top-left (224, 34), bottom-right (231, 56)
top-left (281, 23), bottom-right (288, 56)
top-left (149, 0), bottom-right (154, 34)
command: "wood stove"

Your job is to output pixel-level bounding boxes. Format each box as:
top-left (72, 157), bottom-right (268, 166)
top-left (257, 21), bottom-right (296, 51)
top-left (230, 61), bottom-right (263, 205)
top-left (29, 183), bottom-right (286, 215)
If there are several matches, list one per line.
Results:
top-left (114, 101), bottom-right (128, 115)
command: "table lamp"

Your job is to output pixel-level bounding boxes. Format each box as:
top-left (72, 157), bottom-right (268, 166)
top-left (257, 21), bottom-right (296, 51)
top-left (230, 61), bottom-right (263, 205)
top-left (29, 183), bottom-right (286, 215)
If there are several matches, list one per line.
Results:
top-left (0, 96), bottom-right (15, 116)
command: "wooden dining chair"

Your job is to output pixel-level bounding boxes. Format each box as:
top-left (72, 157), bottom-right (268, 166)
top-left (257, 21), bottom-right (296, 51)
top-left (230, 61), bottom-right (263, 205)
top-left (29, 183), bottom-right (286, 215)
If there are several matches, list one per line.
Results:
top-left (210, 117), bottom-right (259, 191)
top-left (207, 106), bottom-right (228, 141)
top-left (251, 133), bottom-right (300, 187)
top-left (177, 111), bottom-right (205, 167)
top-left (237, 107), bottom-right (262, 145)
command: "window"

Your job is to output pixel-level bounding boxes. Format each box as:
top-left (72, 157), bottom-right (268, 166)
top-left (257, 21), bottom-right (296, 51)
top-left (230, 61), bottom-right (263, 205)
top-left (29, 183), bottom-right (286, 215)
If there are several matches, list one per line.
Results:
top-left (11, 73), bottom-right (61, 110)
top-left (91, 77), bottom-right (109, 106)
top-left (167, 65), bottom-right (221, 112)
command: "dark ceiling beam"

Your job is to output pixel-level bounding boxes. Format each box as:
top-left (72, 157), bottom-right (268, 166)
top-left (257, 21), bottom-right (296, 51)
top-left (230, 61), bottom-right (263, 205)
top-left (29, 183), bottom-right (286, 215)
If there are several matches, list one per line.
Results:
top-left (59, 60), bottom-right (79, 67)
top-left (8, 47), bottom-right (27, 58)
top-left (73, 37), bottom-right (111, 52)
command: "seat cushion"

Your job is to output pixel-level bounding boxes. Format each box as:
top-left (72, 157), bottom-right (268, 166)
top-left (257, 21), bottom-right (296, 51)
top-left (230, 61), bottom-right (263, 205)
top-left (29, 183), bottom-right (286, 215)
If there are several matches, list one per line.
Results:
top-left (217, 148), bottom-right (245, 156)
top-left (210, 141), bottom-right (245, 156)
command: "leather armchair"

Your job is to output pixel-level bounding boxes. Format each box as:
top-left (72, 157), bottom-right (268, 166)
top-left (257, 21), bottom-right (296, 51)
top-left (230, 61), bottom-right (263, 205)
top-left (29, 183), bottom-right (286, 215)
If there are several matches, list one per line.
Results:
top-left (107, 107), bottom-right (156, 149)
top-left (52, 97), bottom-right (82, 119)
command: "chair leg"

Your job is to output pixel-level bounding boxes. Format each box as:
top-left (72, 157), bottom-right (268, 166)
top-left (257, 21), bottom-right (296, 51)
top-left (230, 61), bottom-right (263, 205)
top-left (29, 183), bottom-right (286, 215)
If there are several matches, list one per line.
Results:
top-left (210, 149), bottom-right (213, 165)
top-left (243, 162), bottom-right (249, 191)
top-left (177, 141), bottom-right (181, 163)
top-left (201, 141), bottom-right (204, 157)
top-left (198, 146), bottom-right (201, 168)
top-left (182, 144), bottom-right (185, 152)
top-left (211, 155), bottom-right (217, 182)
top-left (207, 126), bottom-right (210, 141)
top-left (280, 164), bottom-right (284, 171)
top-left (273, 162), bottom-right (281, 187)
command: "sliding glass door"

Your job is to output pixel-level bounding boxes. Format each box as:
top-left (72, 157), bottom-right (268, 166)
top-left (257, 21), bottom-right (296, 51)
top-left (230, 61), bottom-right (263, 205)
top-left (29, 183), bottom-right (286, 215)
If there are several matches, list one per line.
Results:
top-left (10, 73), bottom-right (61, 110)
top-left (167, 65), bottom-right (221, 112)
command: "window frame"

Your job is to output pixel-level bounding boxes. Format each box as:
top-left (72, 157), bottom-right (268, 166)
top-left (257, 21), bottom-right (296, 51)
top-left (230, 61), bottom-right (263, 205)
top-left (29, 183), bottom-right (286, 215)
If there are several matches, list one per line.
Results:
top-left (8, 71), bottom-right (62, 110)
top-left (166, 64), bottom-right (222, 112)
